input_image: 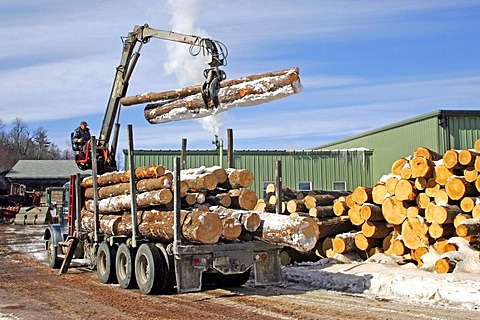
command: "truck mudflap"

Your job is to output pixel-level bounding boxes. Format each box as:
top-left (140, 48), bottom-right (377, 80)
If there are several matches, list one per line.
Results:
top-left (172, 240), bottom-right (282, 293)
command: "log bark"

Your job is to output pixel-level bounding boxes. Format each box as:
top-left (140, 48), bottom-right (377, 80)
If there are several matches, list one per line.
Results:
top-left (432, 204), bottom-right (461, 224)
top-left (122, 68), bottom-right (300, 105)
top-left (424, 178), bottom-right (440, 197)
top-left (455, 218), bottom-right (480, 237)
top-left (453, 213), bottom-right (472, 228)
top-left (206, 193), bottom-right (231, 207)
top-left (428, 222), bottom-right (455, 239)
top-left (445, 176), bottom-right (478, 200)
top-left (332, 231), bottom-right (360, 254)
top-left (316, 216), bottom-right (355, 239)
top-left (309, 205), bottom-right (335, 218)
top-left (361, 221), bottom-right (392, 238)
top-left (255, 212), bottom-right (319, 252)
top-left (303, 194), bottom-right (336, 209)
top-left (458, 149), bottom-right (478, 166)
top-left (360, 203), bottom-right (384, 221)
top-left (143, 68), bottom-right (302, 124)
top-left (435, 257), bottom-right (457, 274)
top-left (210, 207), bottom-right (261, 232)
top-left (354, 233), bottom-right (383, 251)
top-left (86, 189), bottom-right (173, 213)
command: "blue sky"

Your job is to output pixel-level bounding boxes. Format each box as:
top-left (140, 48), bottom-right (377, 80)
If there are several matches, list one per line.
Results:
top-left (1, 1), bottom-right (479, 159)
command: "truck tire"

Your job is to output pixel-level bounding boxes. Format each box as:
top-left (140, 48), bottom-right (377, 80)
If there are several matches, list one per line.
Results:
top-left (214, 268), bottom-right (252, 288)
top-left (96, 242), bottom-right (117, 284)
top-left (46, 238), bottom-right (61, 269)
top-left (135, 243), bottom-right (170, 295)
top-left (116, 243), bottom-right (137, 289)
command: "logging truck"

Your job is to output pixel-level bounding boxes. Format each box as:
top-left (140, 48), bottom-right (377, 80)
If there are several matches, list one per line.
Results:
top-left (44, 24), bottom-right (286, 295)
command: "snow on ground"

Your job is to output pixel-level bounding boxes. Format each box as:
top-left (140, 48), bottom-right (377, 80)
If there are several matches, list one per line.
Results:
top-left (4, 225), bottom-right (480, 312)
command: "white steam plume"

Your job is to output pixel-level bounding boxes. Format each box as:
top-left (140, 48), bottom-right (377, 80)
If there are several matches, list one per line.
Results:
top-left (165, 0), bottom-right (225, 139)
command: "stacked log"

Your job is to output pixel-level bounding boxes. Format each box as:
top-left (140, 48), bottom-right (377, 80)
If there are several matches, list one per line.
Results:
top-left (80, 165), bottom-right (318, 251)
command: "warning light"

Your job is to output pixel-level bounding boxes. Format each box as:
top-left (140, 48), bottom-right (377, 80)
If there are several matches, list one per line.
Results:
top-left (193, 257), bottom-right (200, 264)
top-left (261, 253), bottom-right (267, 260)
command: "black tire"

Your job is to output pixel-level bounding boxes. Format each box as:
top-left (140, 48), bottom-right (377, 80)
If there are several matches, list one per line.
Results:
top-left (214, 268), bottom-right (252, 288)
top-left (135, 243), bottom-right (170, 295)
top-left (116, 243), bottom-right (137, 289)
top-left (96, 242), bottom-right (117, 284)
top-left (46, 238), bottom-right (61, 269)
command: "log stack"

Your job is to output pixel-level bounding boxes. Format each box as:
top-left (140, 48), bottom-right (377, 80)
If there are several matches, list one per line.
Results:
top-left (80, 165), bottom-right (319, 251)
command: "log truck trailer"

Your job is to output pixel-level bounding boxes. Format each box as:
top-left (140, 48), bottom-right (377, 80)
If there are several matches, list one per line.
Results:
top-left (45, 24), bottom-right (283, 294)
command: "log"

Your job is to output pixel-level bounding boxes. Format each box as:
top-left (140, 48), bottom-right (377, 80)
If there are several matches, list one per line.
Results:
top-left (122, 68), bottom-right (299, 105)
top-left (360, 203), bottom-right (384, 221)
top-left (345, 194), bottom-right (356, 208)
top-left (333, 198), bottom-right (348, 216)
top-left (81, 165), bottom-right (166, 188)
top-left (394, 179), bottom-right (418, 202)
top-left (309, 205), bottom-right (335, 218)
top-left (409, 157), bottom-right (434, 179)
top-left (354, 233), bottom-right (383, 251)
top-left (225, 168), bottom-right (255, 189)
top-left (424, 201), bottom-right (436, 223)
top-left (135, 165), bottom-right (166, 179)
top-left (432, 204), bottom-right (461, 224)
top-left (181, 171), bottom-right (218, 191)
top-left (361, 221), bottom-right (393, 238)
top-left (210, 207), bottom-right (261, 232)
top-left (254, 199), bottom-right (276, 213)
top-left (184, 192), bottom-right (206, 206)
top-left (332, 231), bottom-right (360, 254)
top-left (400, 166), bottom-right (412, 180)
top-left (347, 205), bottom-right (364, 226)
top-left (455, 218), bottom-right (480, 237)
top-left (415, 192), bottom-right (430, 209)
top-left (412, 247), bottom-right (429, 267)
top-left (453, 213), bottom-right (472, 228)
top-left (381, 196), bottom-right (407, 225)
top-left (385, 176), bottom-right (400, 195)
top-left (351, 186), bottom-right (372, 205)
top-left (414, 177), bottom-right (428, 191)
top-left (475, 139), bottom-right (480, 153)
top-left (228, 189), bottom-right (258, 210)
top-left (84, 182), bottom-right (130, 199)
top-left (143, 68), bottom-right (302, 124)
top-left (204, 166), bottom-right (228, 184)
top-left (458, 149), bottom-right (478, 166)
top-left (435, 257), bottom-right (457, 274)
top-left (473, 204), bottom-right (480, 219)
top-left (443, 150), bottom-right (462, 169)
top-left (81, 211), bottom-right (123, 235)
top-left (401, 216), bottom-right (430, 250)
top-left (424, 178), bottom-right (440, 197)
top-left (316, 216), bottom-right (355, 239)
top-left (475, 156), bottom-right (480, 172)
top-left (406, 206), bottom-right (422, 219)
top-left (445, 176), bottom-right (478, 200)
top-left (433, 189), bottom-right (451, 206)
top-left (287, 199), bottom-right (307, 214)
top-left (320, 237), bottom-right (335, 258)
top-left (220, 216), bottom-right (242, 241)
top-left (256, 212), bottom-right (319, 252)
top-left (139, 208), bottom-right (222, 244)
top-left (86, 189), bottom-right (173, 213)
top-left (303, 194), bottom-right (336, 209)
top-left (391, 158), bottom-right (409, 175)
top-left (206, 193), bottom-right (231, 207)
top-left (428, 222), bottom-right (455, 239)
top-left (434, 165), bottom-right (454, 186)
top-left (464, 166), bottom-right (478, 183)
top-left (372, 183), bottom-right (388, 205)
top-left (433, 239), bottom-right (457, 254)
top-left (413, 147), bottom-right (442, 161)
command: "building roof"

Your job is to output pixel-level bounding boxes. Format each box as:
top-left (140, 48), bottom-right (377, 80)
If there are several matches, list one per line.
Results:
top-left (6, 160), bottom-right (88, 180)
top-left (312, 109), bottom-right (480, 149)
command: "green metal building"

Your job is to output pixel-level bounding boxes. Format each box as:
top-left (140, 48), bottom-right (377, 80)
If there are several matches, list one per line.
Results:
top-left (124, 149), bottom-right (373, 196)
top-left (313, 110), bottom-right (480, 182)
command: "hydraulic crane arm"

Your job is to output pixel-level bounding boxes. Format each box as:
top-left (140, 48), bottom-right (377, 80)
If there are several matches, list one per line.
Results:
top-left (98, 24), bottom-right (227, 161)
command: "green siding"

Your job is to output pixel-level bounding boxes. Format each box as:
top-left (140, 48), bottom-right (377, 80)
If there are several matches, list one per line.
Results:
top-left (314, 111), bottom-right (480, 182)
top-left (124, 149), bottom-right (373, 197)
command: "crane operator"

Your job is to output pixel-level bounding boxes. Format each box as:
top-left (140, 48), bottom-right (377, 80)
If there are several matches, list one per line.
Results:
top-left (72, 121), bottom-right (91, 153)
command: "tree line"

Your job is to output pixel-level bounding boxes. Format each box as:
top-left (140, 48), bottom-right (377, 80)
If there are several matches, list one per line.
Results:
top-left (0, 118), bottom-right (74, 172)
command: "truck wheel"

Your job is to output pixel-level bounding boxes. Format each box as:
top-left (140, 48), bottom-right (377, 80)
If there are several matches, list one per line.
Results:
top-left (135, 243), bottom-right (169, 295)
top-left (214, 268), bottom-right (252, 288)
top-left (116, 243), bottom-right (137, 289)
top-left (96, 242), bottom-right (117, 284)
top-left (46, 238), bottom-right (61, 269)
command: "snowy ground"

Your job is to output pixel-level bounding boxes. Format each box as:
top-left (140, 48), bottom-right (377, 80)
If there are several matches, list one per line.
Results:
top-left (282, 239), bottom-right (480, 312)
top-left (5, 225), bottom-right (480, 314)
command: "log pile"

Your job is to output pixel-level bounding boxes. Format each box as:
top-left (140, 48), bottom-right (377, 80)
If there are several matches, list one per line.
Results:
top-left (80, 165), bottom-right (319, 251)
